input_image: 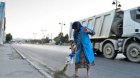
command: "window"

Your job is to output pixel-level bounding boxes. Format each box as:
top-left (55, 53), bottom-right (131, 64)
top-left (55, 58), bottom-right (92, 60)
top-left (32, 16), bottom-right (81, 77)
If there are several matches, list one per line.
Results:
top-left (136, 14), bottom-right (140, 19)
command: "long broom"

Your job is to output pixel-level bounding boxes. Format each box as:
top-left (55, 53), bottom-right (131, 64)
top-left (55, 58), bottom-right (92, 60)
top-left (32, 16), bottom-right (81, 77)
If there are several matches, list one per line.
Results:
top-left (53, 54), bottom-right (74, 78)
top-left (54, 44), bottom-right (76, 78)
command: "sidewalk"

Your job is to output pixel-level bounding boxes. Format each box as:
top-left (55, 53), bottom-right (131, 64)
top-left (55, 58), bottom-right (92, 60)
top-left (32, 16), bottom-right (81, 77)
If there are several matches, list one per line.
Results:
top-left (0, 44), bottom-right (45, 78)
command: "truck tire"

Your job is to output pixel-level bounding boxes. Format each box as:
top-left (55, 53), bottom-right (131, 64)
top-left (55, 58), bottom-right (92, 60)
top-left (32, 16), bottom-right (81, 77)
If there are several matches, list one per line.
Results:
top-left (126, 43), bottom-right (140, 62)
top-left (103, 43), bottom-right (117, 59)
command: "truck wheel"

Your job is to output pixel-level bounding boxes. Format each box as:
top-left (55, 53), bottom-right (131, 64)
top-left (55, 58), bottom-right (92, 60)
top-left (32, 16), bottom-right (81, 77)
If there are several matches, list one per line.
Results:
top-left (103, 43), bottom-right (117, 59)
top-left (126, 43), bottom-right (140, 62)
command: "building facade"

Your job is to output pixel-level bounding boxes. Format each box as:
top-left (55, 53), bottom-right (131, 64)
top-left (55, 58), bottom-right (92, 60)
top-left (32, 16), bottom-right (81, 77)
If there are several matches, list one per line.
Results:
top-left (0, 2), bottom-right (5, 44)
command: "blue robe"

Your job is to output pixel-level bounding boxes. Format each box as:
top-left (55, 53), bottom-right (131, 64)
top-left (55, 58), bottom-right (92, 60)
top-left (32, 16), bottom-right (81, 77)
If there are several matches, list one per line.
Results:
top-left (73, 26), bottom-right (95, 64)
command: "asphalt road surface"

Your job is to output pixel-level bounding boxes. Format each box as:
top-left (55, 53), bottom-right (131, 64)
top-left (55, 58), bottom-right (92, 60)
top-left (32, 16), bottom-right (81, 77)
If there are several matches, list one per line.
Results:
top-left (12, 44), bottom-right (140, 78)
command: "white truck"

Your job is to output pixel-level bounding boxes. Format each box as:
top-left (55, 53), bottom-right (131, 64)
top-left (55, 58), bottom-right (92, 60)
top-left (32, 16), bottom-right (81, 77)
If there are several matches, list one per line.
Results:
top-left (69, 7), bottom-right (140, 62)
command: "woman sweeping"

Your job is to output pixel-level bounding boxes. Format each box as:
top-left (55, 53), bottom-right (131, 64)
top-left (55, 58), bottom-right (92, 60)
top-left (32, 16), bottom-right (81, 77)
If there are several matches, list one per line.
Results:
top-left (72, 21), bottom-right (95, 78)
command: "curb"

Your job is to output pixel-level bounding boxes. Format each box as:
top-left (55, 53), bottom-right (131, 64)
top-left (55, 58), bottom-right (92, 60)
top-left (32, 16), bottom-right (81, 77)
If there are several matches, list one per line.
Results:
top-left (12, 46), bottom-right (53, 78)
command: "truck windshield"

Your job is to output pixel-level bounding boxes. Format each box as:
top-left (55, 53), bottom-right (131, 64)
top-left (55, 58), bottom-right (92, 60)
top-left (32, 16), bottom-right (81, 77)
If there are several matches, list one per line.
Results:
top-left (130, 9), bottom-right (140, 23)
top-left (136, 14), bottom-right (140, 19)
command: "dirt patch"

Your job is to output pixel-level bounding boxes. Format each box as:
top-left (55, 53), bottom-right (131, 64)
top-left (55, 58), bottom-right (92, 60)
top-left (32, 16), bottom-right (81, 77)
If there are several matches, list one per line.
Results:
top-left (53, 64), bottom-right (70, 78)
top-left (54, 70), bottom-right (68, 78)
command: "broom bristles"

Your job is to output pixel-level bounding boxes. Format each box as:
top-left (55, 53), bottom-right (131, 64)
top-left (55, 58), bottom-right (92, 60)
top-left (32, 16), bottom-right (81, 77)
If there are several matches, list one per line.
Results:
top-left (53, 64), bottom-right (69, 78)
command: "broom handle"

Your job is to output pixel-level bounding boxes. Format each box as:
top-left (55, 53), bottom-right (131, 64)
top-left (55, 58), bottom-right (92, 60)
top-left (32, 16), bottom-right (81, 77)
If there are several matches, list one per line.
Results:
top-left (62, 64), bottom-right (68, 73)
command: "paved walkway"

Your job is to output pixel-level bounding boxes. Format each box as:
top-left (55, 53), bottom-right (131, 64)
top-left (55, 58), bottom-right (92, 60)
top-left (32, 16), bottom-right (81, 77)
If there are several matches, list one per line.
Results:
top-left (0, 44), bottom-right (45, 78)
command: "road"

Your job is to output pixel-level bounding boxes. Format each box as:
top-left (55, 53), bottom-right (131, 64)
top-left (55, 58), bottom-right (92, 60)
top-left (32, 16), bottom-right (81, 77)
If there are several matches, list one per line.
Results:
top-left (12, 44), bottom-right (140, 78)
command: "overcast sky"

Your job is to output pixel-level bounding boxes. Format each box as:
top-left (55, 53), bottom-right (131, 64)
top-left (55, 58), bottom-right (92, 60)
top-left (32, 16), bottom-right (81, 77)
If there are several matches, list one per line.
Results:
top-left (2, 0), bottom-right (140, 39)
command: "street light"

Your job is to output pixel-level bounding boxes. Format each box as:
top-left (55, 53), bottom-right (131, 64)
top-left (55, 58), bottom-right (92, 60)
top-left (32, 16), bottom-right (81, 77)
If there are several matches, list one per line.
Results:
top-left (41, 29), bottom-right (46, 39)
top-left (33, 33), bottom-right (37, 39)
top-left (59, 22), bottom-right (65, 33)
top-left (51, 33), bottom-right (53, 42)
top-left (112, 0), bottom-right (121, 10)
top-left (59, 22), bottom-right (65, 45)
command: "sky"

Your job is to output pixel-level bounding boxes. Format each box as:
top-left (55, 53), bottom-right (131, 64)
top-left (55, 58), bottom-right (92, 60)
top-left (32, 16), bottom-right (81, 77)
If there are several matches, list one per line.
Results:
top-left (1, 0), bottom-right (140, 39)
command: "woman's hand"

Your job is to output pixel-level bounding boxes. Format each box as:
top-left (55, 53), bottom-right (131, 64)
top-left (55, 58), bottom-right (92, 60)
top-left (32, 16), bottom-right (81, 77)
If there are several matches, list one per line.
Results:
top-left (84, 28), bottom-right (88, 32)
top-left (84, 28), bottom-right (94, 35)
top-left (69, 42), bottom-right (77, 53)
